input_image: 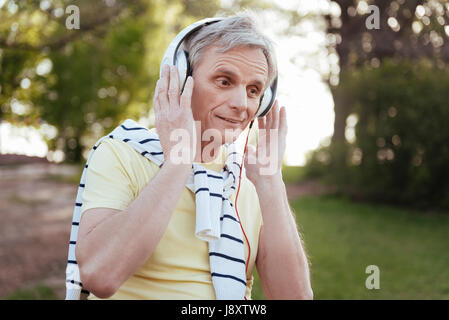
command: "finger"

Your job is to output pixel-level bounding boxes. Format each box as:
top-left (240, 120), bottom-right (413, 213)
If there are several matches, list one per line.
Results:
top-left (264, 105), bottom-right (276, 146)
top-left (180, 76), bottom-right (194, 110)
top-left (168, 65), bottom-right (180, 109)
top-left (157, 64), bottom-right (170, 116)
top-left (279, 105), bottom-right (288, 136)
top-left (264, 105), bottom-right (272, 129)
top-left (153, 80), bottom-right (160, 110)
top-left (257, 116), bottom-right (265, 140)
top-left (269, 102), bottom-right (279, 130)
top-left (270, 102), bottom-right (281, 156)
top-left (271, 100), bottom-right (279, 130)
top-left (153, 80), bottom-right (163, 122)
top-left (257, 116), bottom-right (265, 130)
top-left (257, 116), bottom-right (269, 148)
top-left (154, 97), bottom-right (162, 126)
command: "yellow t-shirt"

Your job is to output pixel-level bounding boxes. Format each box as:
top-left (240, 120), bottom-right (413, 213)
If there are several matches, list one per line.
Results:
top-left (80, 129), bottom-right (263, 300)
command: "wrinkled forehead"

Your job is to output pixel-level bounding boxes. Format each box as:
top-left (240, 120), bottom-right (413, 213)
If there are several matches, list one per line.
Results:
top-left (200, 45), bottom-right (269, 85)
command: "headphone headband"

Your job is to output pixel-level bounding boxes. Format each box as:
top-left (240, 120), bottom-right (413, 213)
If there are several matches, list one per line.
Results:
top-left (160, 17), bottom-right (278, 118)
top-left (160, 17), bottom-right (224, 75)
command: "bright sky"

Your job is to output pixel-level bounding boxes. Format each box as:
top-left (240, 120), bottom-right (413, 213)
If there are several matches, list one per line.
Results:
top-left (0, 0), bottom-right (335, 166)
top-left (0, 121), bottom-right (48, 158)
top-left (256, 0), bottom-right (335, 165)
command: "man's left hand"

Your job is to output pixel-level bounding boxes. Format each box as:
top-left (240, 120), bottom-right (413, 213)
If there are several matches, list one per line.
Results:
top-left (244, 100), bottom-right (288, 187)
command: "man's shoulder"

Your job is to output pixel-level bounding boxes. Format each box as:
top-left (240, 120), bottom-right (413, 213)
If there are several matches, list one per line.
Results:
top-left (88, 134), bottom-right (160, 176)
top-left (95, 136), bottom-right (150, 162)
top-left (97, 127), bottom-right (157, 152)
top-left (100, 136), bottom-right (138, 153)
top-left (81, 132), bottom-right (160, 212)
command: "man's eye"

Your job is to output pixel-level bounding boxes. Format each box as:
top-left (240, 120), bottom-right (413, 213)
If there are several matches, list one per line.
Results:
top-left (248, 87), bottom-right (260, 97)
top-left (217, 78), bottom-right (230, 86)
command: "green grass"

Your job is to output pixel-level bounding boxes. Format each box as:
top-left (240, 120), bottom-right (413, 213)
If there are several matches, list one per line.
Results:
top-left (281, 165), bottom-right (307, 184)
top-left (5, 284), bottom-right (59, 300)
top-left (251, 195), bottom-right (449, 300)
top-left (6, 193), bottom-right (449, 300)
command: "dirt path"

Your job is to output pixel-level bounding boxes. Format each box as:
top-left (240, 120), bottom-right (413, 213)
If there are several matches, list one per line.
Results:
top-left (0, 163), bottom-right (79, 299)
top-left (0, 162), bottom-right (323, 299)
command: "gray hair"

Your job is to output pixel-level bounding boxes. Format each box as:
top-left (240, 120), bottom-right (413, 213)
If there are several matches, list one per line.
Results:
top-left (182, 13), bottom-right (277, 89)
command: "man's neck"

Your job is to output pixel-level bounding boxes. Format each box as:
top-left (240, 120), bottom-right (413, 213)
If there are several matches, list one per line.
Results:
top-left (194, 140), bottom-right (223, 163)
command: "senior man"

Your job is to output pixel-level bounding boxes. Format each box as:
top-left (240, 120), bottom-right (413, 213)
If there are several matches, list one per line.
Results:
top-left (68, 14), bottom-right (313, 300)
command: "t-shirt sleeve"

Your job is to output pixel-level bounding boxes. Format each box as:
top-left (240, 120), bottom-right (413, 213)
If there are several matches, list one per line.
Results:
top-left (80, 139), bottom-right (140, 215)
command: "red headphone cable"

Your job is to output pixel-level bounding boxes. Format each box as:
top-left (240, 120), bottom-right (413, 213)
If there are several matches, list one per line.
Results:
top-left (234, 119), bottom-right (254, 295)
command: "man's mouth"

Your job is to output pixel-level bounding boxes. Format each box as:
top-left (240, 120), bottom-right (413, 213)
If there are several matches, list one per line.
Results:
top-left (215, 115), bottom-right (243, 124)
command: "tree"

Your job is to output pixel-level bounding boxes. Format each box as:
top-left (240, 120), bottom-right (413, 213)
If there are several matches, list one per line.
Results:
top-left (0, 0), bottom-right (220, 162)
top-left (306, 0), bottom-right (449, 209)
top-left (326, 0), bottom-right (449, 146)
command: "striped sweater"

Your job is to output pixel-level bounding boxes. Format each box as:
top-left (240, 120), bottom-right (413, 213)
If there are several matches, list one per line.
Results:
top-left (65, 119), bottom-right (247, 300)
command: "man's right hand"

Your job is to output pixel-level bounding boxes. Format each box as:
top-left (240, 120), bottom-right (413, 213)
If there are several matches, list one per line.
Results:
top-left (153, 64), bottom-right (196, 166)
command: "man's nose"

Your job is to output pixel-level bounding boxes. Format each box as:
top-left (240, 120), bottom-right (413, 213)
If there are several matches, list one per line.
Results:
top-left (229, 86), bottom-right (248, 113)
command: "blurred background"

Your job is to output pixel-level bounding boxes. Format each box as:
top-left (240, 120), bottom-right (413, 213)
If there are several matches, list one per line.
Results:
top-left (0, 0), bottom-right (448, 299)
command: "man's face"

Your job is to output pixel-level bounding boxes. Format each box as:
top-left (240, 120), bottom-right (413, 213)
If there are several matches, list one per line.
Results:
top-left (190, 45), bottom-right (269, 144)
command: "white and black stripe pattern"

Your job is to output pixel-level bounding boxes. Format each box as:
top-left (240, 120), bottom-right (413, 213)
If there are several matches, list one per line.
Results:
top-left (65, 119), bottom-right (247, 300)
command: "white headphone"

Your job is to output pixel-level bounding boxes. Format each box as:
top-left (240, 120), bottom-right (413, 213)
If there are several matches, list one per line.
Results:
top-left (160, 17), bottom-right (278, 118)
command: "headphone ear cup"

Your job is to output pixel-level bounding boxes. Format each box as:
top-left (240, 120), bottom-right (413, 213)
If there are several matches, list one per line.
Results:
top-left (256, 76), bottom-right (278, 118)
top-left (174, 50), bottom-right (190, 92)
top-left (256, 87), bottom-right (273, 118)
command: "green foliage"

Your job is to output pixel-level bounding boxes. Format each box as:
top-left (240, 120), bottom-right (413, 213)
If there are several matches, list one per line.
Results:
top-left (5, 284), bottom-right (59, 300)
top-left (281, 165), bottom-right (307, 184)
top-left (306, 59), bottom-right (449, 210)
top-left (39, 13), bottom-right (149, 162)
top-left (0, 0), bottom-right (220, 162)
